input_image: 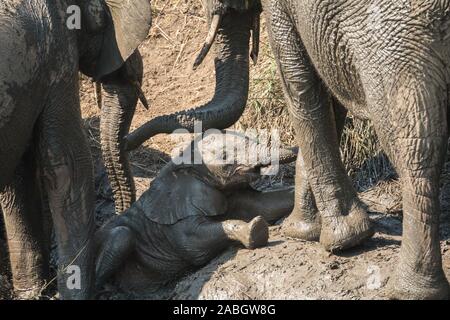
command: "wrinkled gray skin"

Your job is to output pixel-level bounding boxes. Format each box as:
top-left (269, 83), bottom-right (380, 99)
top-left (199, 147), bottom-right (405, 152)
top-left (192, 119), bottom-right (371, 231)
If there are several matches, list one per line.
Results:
top-left (0, 0), bottom-right (152, 299)
top-left (95, 132), bottom-right (296, 293)
top-left (259, 0), bottom-right (450, 300)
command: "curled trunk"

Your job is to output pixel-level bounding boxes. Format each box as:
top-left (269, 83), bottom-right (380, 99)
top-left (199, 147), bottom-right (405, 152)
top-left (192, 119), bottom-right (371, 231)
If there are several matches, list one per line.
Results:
top-left (125, 10), bottom-right (254, 151)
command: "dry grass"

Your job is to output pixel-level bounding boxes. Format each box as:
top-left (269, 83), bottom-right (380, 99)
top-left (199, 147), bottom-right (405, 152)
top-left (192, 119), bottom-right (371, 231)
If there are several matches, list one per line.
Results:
top-left (341, 117), bottom-right (395, 191)
top-left (237, 41), bottom-right (296, 145)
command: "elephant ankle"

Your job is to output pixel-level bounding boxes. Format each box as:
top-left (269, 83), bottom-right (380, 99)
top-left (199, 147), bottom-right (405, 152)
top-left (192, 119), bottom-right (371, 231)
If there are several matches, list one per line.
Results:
top-left (319, 202), bottom-right (374, 252)
top-left (281, 207), bottom-right (321, 242)
top-left (388, 264), bottom-right (449, 300)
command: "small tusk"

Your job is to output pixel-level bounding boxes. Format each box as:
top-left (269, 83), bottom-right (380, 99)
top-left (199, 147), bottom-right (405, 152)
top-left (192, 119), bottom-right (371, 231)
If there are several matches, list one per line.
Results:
top-left (132, 80), bottom-right (150, 110)
top-left (95, 82), bottom-right (102, 109)
top-left (250, 13), bottom-right (261, 66)
top-left (193, 14), bottom-right (222, 70)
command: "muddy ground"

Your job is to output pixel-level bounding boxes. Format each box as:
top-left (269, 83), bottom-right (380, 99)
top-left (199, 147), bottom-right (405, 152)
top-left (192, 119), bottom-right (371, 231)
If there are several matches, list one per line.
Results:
top-left (1, 0), bottom-right (450, 300)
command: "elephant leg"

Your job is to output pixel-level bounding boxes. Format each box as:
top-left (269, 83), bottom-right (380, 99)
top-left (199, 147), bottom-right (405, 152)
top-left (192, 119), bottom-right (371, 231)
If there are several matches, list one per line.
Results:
top-left (370, 78), bottom-right (449, 299)
top-left (226, 188), bottom-right (294, 224)
top-left (100, 50), bottom-right (144, 214)
top-left (94, 225), bottom-right (135, 290)
top-left (283, 99), bottom-right (348, 241)
top-left (38, 81), bottom-right (95, 300)
top-left (0, 237), bottom-right (9, 299)
top-left (265, 1), bottom-right (373, 252)
top-left (281, 152), bottom-right (322, 241)
top-left (174, 216), bottom-right (269, 267)
top-left (0, 149), bottom-right (49, 299)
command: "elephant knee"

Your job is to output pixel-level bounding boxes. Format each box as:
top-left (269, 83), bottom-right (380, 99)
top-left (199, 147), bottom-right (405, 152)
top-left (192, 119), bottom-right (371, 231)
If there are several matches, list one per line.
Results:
top-left (95, 225), bottom-right (135, 289)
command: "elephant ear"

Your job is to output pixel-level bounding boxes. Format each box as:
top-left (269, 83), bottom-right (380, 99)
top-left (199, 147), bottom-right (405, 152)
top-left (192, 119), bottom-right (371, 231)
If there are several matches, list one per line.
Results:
top-left (95, 0), bottom-right (152, 80)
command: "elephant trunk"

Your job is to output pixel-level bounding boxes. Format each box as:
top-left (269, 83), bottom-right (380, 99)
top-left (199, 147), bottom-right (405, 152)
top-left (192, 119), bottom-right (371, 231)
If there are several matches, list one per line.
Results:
top-left (100, 82), bottom-right (137, 214)
top-left (124, 10), bottom-right (255, 151)
top-left (101, 82), bottom-right (137, 214)
top-left (258, 146), bottom-right (299, 167)
top-left (100, 50), bottom-right (144, 214)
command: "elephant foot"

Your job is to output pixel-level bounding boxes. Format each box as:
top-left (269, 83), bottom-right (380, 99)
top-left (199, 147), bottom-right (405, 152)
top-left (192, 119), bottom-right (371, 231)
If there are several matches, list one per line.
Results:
top-left (320, 203), bottom-right (374, 252)
top-left (241, 216), bottom-right (269, 249)
top-left (388, 265), bottom-right (450, 300)
top-left (281, 210), bottom-right (321, 242)
top-left (14, 286), bottom-right (43, 300)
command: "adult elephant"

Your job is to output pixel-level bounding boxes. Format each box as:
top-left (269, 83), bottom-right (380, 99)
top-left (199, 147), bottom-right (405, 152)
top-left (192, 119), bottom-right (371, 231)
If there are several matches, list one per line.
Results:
top-left (127, 0), bottom-right (450, 300)
top-left (261, 0), bottom-right (450, 300)
top-left (0, 0), bottom-right (152, 299)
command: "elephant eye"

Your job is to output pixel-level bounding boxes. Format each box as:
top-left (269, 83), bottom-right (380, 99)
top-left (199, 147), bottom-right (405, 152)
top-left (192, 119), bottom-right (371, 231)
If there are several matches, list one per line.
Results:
top-left (222, 151), bottom-right (228, 161)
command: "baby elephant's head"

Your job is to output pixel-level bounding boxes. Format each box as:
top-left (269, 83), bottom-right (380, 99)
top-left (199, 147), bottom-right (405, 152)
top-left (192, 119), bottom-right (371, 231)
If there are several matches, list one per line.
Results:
top-left (174, 131), bottom-right (297, 189)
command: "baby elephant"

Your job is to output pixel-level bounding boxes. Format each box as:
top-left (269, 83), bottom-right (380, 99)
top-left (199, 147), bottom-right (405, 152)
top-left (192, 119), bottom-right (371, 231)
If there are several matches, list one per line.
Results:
top-left (95, 132), bottom-right (296, 293)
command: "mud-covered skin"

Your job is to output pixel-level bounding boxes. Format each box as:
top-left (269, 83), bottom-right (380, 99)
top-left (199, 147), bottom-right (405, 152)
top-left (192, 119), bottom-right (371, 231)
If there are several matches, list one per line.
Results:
top-left (0, 0), bottom-right (94, 300)
top-left (0, 150), bottom-right (50, 299)
top-left (283, 99), bottom-right (347, 242)
top-left (95, 133), bottom-right (296, 292)
top-left (0, 0), bottom-right (152, 299)
top-left (100, 52), bottom-right (145, 214)
top-left (261, 0), bottom-right (450, 299)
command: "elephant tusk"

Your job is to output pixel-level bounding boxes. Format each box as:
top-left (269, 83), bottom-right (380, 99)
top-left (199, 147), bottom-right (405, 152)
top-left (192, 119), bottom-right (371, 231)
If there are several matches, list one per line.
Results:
top-left (278, 146), bottom-right (299, 164)
top-left (95, 82), bottom-right (103, 109)
top-left (250, 13), bottom-right (261, 65)
top-left (193, 14), bottom-right (222, 70)
top-left (131, 80), bottom-right (150, 110)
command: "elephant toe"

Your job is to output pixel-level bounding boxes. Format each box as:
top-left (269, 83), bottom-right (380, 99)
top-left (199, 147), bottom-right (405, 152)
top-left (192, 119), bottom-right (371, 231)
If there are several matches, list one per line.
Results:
top-left (281, 213), bottom-right (321, 242)
top-left (320, 205), bottom-right (374, 252)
